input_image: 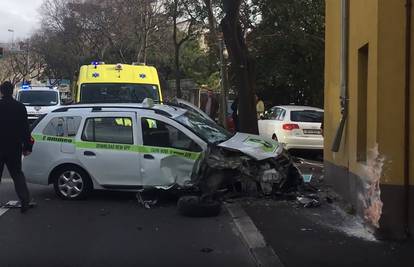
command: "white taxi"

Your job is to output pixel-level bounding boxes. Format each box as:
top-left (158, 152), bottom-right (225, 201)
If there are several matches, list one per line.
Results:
top-left (23, 101), bottom-right (284, 200)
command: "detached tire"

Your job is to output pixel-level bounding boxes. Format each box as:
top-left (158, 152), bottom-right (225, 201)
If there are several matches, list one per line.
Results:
top-left (177, 196), bottom-right (222, 217)
top-left (53, 165), bottom-right (93, 200)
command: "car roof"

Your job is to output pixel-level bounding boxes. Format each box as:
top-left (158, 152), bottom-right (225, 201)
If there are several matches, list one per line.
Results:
top-left (50, 103), bottom-right (187, 119)
top-left (273, 105), bottom-right (324, 112)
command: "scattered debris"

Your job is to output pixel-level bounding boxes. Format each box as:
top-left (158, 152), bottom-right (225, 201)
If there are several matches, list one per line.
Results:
top-left (2, 200), bottom-right (37, 208)
top-left (200, 248), bottom-right (214, 253)
top-left (136, 191), bottom-right (158, 209)
top-left (297, 196), bottom-right (321, 208)
top-left (99, 208), bottom-right (110, 216)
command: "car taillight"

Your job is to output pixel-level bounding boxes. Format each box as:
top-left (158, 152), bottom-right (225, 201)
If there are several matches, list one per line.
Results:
top-left (282, 124), bottom-right (299, 131)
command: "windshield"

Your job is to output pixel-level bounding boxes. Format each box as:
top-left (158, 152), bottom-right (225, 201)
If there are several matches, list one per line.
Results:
top-left (290, 110), bottom-right (323, 123)
top-left (174, 110), bottom-right (232, 144)
top-left (80, 83), bottom-right (160, 103)
top-left (18, 91), bottom-right (59, 106)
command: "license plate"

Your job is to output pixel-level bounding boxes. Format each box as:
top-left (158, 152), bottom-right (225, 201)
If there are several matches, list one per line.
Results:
top-left (303, 129), bottom-right (321, 135)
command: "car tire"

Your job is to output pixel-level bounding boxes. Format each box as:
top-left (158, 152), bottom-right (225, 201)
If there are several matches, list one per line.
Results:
top-left (177, 196), bottom-right (222, 217)
top-left (53, 165), bottom-right (93, 200)
top-left (272, 134), bottom-right (278, 141)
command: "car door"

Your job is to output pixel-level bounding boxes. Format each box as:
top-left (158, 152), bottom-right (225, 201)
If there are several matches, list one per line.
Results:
top-left (76, 112), bottom-right (142, 189)
top-left (138, 115), bottom-right (204, 187)
top-left (260, 107), bottom-right (284, 139)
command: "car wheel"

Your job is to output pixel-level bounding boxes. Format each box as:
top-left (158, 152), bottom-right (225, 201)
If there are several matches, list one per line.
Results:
top-left (53, 166), bottom-right (92, 200)
top-left (177, 196), bottom-right (222, 217)
top-left (272, 134), bottom-right (278, 141)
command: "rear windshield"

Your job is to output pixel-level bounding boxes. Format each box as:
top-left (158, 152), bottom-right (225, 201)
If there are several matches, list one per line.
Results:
top-left (290, 110), bottom-right (323, 123)
top-left (80, 83), bottom-right (160, 103)
top-left (18, 91), bottom-right (59, 106)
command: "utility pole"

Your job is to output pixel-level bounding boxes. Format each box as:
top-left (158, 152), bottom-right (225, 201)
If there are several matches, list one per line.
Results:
top-left (217, 33), bottom-right (228, 129)
top-left (204, 0), bottom-right (228, 128)
top-left (7, 29), bottom-right (14, 51)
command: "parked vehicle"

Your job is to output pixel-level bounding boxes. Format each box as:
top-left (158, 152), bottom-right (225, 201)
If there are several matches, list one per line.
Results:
top-left (23, 101), bottom-right (298, 205)
top-left (258, 106), bottom-right (324, 150)
top-left (75, 62), bottom-right (163, 104)
top-left (16, 87), bottom-right (62, 124)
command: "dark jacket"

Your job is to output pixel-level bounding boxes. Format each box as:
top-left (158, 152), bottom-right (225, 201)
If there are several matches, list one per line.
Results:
top-left (0, 96), bottom-right (32, 153)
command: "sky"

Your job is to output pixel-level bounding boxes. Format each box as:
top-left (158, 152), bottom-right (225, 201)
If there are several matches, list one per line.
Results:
top-left (0, 0), bottom-right (44, 43)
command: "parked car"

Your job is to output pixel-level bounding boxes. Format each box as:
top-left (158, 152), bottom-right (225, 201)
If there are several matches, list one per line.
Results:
top-left (23, 101), bottom-right (299, 204)
top-left (16, 87), bottom-right (62, 124)
top-left (258, 106), bottom-right (324, 150)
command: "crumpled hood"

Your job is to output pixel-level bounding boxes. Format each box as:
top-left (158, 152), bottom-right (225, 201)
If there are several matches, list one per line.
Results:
top-left (217, 132), bottom-right (283, 161)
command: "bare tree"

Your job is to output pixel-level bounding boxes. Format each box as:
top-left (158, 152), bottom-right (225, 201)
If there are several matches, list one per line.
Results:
top-left (165, 0), bottom-right (204, 97)
top-left (0, 40), bottom-right (45, 85)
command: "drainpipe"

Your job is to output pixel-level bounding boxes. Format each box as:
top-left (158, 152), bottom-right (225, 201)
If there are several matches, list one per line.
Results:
top-left (332, 0), bottom-right (349, 152)
top-left (404, 0), bottom-right (412, 237)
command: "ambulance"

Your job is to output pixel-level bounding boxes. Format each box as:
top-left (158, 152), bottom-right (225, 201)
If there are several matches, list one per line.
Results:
top-left (75, 62), bottom-right (163, 104)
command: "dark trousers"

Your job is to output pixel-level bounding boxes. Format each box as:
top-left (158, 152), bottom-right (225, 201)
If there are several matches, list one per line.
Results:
top-left (0, 149), bottom-right (30, 205)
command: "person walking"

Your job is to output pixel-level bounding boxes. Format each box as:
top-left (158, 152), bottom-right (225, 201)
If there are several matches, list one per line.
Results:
top-left (0, 81), bottom-right (33, 213)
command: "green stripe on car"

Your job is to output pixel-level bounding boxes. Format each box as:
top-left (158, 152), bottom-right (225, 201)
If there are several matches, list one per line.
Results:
top-left (33, 134), bottom-right (200, 160)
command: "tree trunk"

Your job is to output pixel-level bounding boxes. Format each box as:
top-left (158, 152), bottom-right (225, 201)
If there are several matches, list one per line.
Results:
top-left (221, 0), bottom-right (258, 134)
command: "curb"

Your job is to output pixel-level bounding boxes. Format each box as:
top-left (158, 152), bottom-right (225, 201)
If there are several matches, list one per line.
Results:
top-left (226, 202), bottom-right (285, 267)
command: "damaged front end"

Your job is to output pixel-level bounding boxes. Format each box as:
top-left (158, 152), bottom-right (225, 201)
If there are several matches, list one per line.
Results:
top-left (193, 144), bottom-right (302, 199)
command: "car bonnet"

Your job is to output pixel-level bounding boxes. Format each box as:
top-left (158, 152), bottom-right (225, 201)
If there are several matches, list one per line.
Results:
top-left (217, 132), bottom-right (283, 161)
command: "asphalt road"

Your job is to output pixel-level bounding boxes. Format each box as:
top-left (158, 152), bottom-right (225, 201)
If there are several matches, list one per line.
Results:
top-left (0, 177), bottom-right (256, 267)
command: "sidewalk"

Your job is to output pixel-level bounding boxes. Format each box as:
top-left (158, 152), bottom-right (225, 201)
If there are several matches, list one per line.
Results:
top-left (242, 198), bottom-right (413, 267)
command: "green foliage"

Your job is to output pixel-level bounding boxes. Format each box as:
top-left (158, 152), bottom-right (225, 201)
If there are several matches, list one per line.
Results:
top-left (250, 0), bottom-right (325, 108)
top-left (180, 39), bottom-right (220, 90)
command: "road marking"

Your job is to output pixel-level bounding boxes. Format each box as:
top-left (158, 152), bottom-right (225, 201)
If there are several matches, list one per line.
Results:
top-left (226, 202), bottom-right (285, 267)
top-left (0, 207), bottom-right (9, 217)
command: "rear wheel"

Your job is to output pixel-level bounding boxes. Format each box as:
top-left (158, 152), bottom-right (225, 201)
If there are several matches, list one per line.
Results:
top-left (53, 166), bottom-right (92, 200)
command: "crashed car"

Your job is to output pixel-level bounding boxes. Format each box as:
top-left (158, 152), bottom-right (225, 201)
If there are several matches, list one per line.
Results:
top-left (23, 100), bottom-right (300, 214)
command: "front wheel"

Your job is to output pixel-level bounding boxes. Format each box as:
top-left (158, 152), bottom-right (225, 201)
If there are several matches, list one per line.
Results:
top-left (177, 196), bottom-right (222, 217)
top-left (53, 166), bottom-right (92, 200)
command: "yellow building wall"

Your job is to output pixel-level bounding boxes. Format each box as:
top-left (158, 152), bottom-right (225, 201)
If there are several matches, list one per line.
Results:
top-left (347, 0), bottom-right (378, 178)
top-left (325, 0), bottom-right (409, 187)
top-left (324, 0), bottom-right (348, 167)
top-left (324, 0), bottom-right (379, 178)
top-left (377, 0), bottom-right (406, 186)
top-left (410, 2), bottom-right (414, 187)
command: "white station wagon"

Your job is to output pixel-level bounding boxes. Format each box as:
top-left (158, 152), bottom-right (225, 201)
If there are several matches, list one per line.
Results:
top-left (258, 106), bottom-right (324, 150)
top-left (23, 101), bottom-right (287, 200)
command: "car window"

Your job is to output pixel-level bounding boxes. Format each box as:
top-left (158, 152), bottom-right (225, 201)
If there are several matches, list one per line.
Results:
top-left (174, 111), bottom-right (231, 144)
top-left (82, 117), bottom-right (133, 144)
top-left (18, 90), bottom-right (59, 106)
top-left (290, 110), bottom-right (323, 123)
top-left (80, 83), bottom-right (159, 103)
top-left (43, 116), bottom-right (82, 137)
top-left (276, 109), bottom-right (286, 120)
top-left (141, 118), bottom-right (202, 152)
top-left (268, 108), bottom-right (284, 120)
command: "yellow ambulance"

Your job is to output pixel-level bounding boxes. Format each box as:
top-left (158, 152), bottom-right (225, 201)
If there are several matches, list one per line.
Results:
top-left (75, 62), bottom-right (163, 104)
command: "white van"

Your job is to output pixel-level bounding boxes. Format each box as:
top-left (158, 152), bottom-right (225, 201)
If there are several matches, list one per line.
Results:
top-left (16, 87), bottom-right (62, 124)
